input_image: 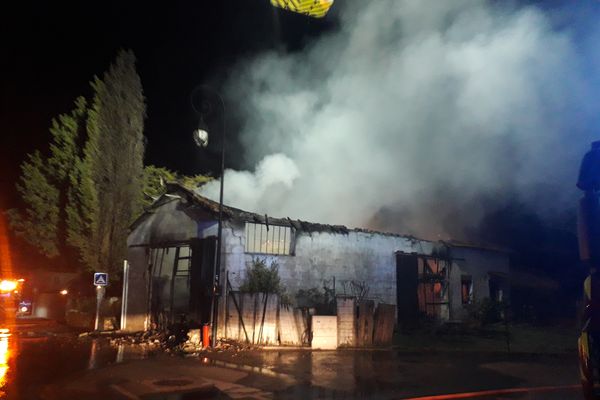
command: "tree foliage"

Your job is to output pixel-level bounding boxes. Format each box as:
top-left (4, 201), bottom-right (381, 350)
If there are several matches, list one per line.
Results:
top-left (142, 165), bottom-right (177, 207)
top-left (240, 258), bottom-right (282, 294)
top-left (142, 166), bottom-right (212, 208)
top-left (81, 51), bottom-right (146, 274)
top-left (7, 97), bottom-right (88, 257)
top-left (178, 174), bottom-right (212, 190)
top-left (9, 50), bottom-right (145, 273)
top-left (9, 50), bottom-right (211, 274)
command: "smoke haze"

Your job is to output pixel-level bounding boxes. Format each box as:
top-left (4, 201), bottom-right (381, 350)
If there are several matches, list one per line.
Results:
top-left (199, 0), bottom-right (600, 240)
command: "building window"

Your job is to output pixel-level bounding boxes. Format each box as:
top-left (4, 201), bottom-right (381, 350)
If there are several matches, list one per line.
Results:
top-left (245, 222), bottom-right (292, 255)
top-left (417, 257), bottom-right (449, 318)
top-left (461, 276), bottom-right (473, 304)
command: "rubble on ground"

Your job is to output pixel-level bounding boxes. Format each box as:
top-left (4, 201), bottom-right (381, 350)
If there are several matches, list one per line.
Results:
top-left (80, 328), bottom-right (258, 356)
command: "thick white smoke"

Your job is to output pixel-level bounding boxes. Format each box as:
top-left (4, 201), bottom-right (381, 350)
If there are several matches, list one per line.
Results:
top-left (200, 0), bottom-right (600, 239)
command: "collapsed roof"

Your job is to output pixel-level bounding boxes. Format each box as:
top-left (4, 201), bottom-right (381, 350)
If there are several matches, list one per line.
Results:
top-left (138, 182), bottom-right (507, 252)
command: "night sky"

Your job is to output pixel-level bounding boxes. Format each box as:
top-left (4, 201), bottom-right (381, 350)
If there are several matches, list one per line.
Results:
top-left (0, 1), bottom-right (334, 209)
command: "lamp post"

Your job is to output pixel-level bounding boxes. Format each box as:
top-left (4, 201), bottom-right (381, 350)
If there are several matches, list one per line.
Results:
top-left (191, 86), bottom-right (225, 348)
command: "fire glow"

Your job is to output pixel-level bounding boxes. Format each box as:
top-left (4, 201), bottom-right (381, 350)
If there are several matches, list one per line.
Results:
top-left (0, 281), bottom-right (17, 293)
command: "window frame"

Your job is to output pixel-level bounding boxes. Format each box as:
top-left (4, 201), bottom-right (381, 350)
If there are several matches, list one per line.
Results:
top-left (244, 222), bottom-right (294, 256)
top-left (461, 275), bottom-right (473, 305)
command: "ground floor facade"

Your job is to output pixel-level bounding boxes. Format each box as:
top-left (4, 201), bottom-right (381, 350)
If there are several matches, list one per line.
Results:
top-left (122, 184), bottom-right (510, 336)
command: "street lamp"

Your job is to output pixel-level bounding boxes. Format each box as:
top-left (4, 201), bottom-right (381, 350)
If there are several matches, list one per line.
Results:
top-left (191, 86), bottom-right (225, 348)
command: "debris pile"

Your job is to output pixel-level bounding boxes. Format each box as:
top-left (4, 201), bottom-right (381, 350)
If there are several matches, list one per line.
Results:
top-left (80, 326), bottom-right (257, 357)
top-left (107, 330), bottom-right (165, 347)
top-left (182, 336), bottom-right (257, 355)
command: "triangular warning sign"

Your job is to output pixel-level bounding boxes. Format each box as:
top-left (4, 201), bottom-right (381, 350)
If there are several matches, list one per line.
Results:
top-left (94, 273), bottom-right (107, 285)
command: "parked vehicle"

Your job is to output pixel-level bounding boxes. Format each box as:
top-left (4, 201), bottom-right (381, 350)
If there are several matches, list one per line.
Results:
top-left (17, 300), bottom-right (32, 316)
top-left (577, 142), bottom-right (600, 400)
top-left (0, 279), bottom-right (25, 322)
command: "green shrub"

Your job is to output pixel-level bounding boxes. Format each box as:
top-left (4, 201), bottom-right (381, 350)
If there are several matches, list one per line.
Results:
top-left (468, 297), bottom-right (507, 326)
top-left (240, 258), bottom-right (282, 294)
top-left (295, 286), bottom-right (336, 314)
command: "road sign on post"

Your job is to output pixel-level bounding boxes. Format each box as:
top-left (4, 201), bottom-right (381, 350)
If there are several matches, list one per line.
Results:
top-left (93, 272), bottom-right (108, 331)
top-left (94, 272), bottom-right (108, 286)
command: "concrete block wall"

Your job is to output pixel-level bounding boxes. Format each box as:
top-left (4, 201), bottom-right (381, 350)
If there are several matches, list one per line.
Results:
top-left (311, 315), bottom-right (338, 349)
top-left (337, 297), bottom-right (356, 347)
top-left (222, 224), bottom-right (436, 308)
top-left (447, 247), bottom-right (510, 320)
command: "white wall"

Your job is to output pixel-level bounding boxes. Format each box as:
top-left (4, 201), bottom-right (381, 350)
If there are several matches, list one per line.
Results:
top-left (222, 222), bottom-right (434, 306)
top-left (127, 193), bottom-right (510, 332)
top-left (447, 247), bottom-right (510, 320)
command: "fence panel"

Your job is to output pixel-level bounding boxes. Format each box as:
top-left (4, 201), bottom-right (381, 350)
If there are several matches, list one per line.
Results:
top-left (373, 303), bottom-right (396, 345)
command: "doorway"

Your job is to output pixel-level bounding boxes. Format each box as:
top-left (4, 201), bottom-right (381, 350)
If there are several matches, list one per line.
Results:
top-left (149, 238), bottom-right (215, 328)
top-left (396, 252), bottom-right (450, 325)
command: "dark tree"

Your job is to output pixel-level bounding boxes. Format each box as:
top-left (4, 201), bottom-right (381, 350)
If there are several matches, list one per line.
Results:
top-left (10, 50), bottom-right (147, 274)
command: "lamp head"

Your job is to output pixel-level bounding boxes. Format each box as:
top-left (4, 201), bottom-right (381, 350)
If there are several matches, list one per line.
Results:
top-left (193, 128), bottom-right (209, 148)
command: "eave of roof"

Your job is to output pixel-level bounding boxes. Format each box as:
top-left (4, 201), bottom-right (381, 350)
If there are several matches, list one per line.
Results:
top-left (135, 182), bottom-right (505, 253)
top-left (441, 240), bottom-right (511, 254)
top-left (161, 182), bottom-right (422, 238)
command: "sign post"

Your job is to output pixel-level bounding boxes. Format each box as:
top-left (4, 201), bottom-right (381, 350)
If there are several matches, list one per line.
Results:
top-left (93, 272), bottom-right (108, 331)
top-left (120, 261), bottom-right (129, 331)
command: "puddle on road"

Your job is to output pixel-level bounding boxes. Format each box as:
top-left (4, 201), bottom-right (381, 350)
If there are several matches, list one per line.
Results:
top-left (87, 338), bottom-right (157, 369)
top-left (202, 350), bottom-right (402, 399)
top-left (0, 330), bottom-right (12, 398)
top-left (6, 333), bottom-right (156, 399)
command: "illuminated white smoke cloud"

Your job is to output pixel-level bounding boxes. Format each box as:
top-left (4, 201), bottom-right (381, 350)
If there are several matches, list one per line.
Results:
top-left (200, 0), bottom-right (600, 239)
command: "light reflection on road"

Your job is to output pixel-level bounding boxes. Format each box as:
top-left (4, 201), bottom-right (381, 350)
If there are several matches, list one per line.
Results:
top-left (0, 329), bottom-right (12, 397)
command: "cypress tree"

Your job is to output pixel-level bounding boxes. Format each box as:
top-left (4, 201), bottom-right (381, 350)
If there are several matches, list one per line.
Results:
top-left (7, 97), bottom-right (87, 258)
top-left (69, 50), bottom-right (146, 274)
top-left (10, 50), bottom-right (147, 274)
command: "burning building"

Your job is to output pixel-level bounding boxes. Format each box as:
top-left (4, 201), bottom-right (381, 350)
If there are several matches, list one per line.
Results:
top-left (122, 183), bottom-right (509, 341)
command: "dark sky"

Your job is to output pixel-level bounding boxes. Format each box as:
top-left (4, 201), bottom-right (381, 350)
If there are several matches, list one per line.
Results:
top-left (0, 1), bottom-right (335, 209)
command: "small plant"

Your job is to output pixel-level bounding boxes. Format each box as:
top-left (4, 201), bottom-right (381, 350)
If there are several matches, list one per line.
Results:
top-left (295, 285), bottom-right (336, 315)
top-left (467, 297), bottom-right (507, 326)
top-left (240, 258), bottom-right (282, 294)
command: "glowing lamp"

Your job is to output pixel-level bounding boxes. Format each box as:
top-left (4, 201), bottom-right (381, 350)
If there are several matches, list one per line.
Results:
top-left (271, 0), bottom-right (334, 18)
top-left (59, 289), bottom-right (68, 295)
top-left (0, 281), bottom-right (17, 293)
top-left (193, 129), bottom-right (209, 148)
top-left (20, 306), bottom-right (28, 313)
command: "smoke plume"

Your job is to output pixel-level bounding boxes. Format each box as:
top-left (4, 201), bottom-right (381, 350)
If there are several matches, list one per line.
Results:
top-left (200, 0), bottom-right (600, 239)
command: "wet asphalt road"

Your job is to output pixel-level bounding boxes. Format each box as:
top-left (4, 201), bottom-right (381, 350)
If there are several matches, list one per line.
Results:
top-left (0, 319), bottom-right (585, 399)
top-left (1, 318), bottom-right (144, 399)
top-left (207, 349), bottom-right (582, 399)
